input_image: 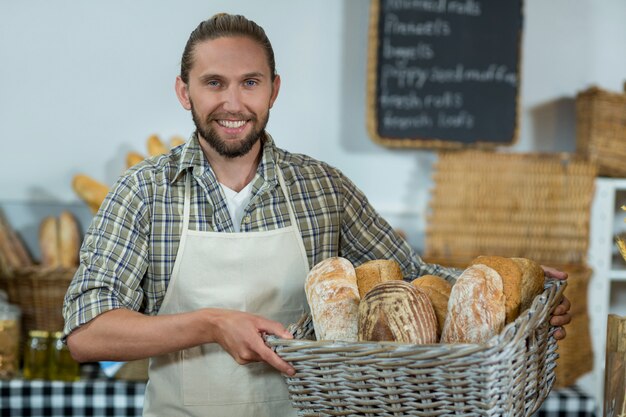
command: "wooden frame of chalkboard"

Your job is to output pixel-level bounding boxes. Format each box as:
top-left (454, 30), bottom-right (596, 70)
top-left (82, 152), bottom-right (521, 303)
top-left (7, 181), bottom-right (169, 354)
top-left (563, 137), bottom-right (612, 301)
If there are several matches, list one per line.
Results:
top-left (366, 0), bottom-right (523, 149)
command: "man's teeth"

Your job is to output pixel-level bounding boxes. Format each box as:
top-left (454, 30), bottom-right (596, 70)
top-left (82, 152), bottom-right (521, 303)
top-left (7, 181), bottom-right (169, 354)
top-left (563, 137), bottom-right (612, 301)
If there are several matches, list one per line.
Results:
top-left (218, 120), bottom-right (246, 128)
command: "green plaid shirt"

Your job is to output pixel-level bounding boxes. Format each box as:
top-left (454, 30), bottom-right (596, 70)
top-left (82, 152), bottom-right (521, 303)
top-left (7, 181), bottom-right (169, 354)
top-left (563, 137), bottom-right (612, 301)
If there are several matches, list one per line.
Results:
top-left (63, 132), bottom-right (458, 337)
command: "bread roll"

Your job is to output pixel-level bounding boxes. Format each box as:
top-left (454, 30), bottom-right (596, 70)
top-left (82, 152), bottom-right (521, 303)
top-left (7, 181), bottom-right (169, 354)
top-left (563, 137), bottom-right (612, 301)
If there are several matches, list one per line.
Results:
top-left (441, 264), bottom-right (505, 344)
top-left (147, 134), bottom-right (168, 156)
top-left (59, 211), bottom-right (80, 268)
top-left (511, 257), bottom-right (545, 312)
top-left (411, 275), bottom-right (452, 337)
top-left (72, 174), bottom-right (109, 214)
top-left (469, 255), bottom-right (522, 324)
top-left (39, 216), bottom-right (60, 268)
top-left (126, 151), bottom-right (145, 168)
top-left (305, 257), bottom-right (360, 341)
top-left (358, 280), bottom-right (437, 344)
top-left (355, 259), bottom-right (403, 298)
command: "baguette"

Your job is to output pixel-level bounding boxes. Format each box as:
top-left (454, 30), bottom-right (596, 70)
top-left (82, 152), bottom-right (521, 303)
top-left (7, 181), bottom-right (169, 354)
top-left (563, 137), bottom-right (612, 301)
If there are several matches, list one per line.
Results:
top-left (39, 216), bottom-right (60, 268)
top-left (355, 259), bottom-right (403, 298)
top-left (59, 211), bottom-right (81, 268)
top-left (305, 257), bottom-right (360, 341)
top-left (147, 134), bottom-right (168, 156)
top-left (72, 174), bottom-right (109, 214)
top-left (126, 151), bottom-right (145, 168)
top-left (170, 136), bottom-right (186, 148)
top-left (441, 264), bottom-right (505, 344)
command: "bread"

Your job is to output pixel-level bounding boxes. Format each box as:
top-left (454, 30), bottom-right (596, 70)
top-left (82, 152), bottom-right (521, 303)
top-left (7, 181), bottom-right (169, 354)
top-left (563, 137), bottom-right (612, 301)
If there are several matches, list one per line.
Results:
top-left (355, 259), bottom-right (403, 298)
top-left (411, 275), bottom-right (452, 337)
top-left (511, 257), bottom-right (545, 312)
top-left (39, 216), bottom-right (60, 268)
top-left (59, 211), bottom-right (80, 268)
top-left (469, 255), bottom-right (523, 324)
top-left (305, 257), bottom-right (360, 341)
top-left (72, 174), bottom-right (109, 214)
top-left (170, 136), bottom-right (186, 148)
top-left (126, 151), bottom-right (144, 168)
top-left (441, 264), bottom-right (505, 344)
top-left (147, 134), bottom-right (168, 156)
top-left (358, 280), bottom-right (437, 344)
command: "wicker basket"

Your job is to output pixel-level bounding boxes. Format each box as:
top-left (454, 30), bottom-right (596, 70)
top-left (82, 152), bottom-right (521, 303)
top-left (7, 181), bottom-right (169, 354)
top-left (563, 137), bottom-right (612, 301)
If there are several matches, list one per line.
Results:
top-left (576, 84), bottom-right (626, 177)
top-left (3, 266), bottom-right (75, 338)
top-left (266, 279), bottom-right (566, 417)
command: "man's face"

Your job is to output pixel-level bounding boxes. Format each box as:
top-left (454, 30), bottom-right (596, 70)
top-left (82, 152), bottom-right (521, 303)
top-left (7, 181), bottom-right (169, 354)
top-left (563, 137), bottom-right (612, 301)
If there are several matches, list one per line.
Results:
top-left (177, 36), bottom-right (280, 159)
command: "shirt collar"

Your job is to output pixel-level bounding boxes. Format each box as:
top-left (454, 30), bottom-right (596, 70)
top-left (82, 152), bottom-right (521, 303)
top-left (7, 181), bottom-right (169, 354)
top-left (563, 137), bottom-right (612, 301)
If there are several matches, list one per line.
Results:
top-left (171, 131), bottom-right (279, 187)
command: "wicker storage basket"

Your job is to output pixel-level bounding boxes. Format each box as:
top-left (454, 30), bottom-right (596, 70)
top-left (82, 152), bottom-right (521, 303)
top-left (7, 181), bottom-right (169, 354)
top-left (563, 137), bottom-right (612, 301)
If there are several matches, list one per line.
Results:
top-left (3, 266), bottom-right (75, 338)
top-left (267, 279), bottom-right (565, 417)
top-left (576, 84), bottom-right (626, 178)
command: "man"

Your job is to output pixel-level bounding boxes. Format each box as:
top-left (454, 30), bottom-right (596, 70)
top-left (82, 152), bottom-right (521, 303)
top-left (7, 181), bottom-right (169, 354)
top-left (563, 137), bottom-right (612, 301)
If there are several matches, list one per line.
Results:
top-left (63, 13), bottom-right (571, 417)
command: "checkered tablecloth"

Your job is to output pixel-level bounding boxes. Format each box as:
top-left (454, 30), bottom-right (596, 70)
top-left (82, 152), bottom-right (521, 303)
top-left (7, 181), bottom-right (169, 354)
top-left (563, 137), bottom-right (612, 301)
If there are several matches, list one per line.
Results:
top-left (0, 372), bottom-right (597, 417)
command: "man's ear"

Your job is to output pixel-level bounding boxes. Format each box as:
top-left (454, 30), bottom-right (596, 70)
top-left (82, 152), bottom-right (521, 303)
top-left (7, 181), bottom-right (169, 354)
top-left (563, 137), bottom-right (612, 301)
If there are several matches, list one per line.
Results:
top-left (175, 76), bottom-right (192, 110)
top-left (269, 74), bottom-right (281, 109)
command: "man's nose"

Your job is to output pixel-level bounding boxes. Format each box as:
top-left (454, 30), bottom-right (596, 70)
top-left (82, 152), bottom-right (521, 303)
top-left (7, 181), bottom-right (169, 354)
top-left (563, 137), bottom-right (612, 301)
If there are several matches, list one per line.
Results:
top-left (221, 86), bottom-right (244, 112)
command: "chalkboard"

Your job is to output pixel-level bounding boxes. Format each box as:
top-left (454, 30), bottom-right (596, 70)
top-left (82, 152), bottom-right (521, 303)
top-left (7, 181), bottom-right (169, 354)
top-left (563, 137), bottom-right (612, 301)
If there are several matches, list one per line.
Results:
top-left (366, 0), bottom-right (523, 149)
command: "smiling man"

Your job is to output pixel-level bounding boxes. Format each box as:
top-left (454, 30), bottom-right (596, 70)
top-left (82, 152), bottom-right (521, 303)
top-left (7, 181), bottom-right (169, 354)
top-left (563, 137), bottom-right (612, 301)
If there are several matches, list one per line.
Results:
top-left (62, 13), bottom-right (571, 417)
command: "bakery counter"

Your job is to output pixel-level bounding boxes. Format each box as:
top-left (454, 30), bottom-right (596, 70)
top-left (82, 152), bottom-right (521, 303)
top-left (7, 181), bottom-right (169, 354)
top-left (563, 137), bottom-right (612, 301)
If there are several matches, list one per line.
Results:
top-left (0, 377), bottom-right (597, 417)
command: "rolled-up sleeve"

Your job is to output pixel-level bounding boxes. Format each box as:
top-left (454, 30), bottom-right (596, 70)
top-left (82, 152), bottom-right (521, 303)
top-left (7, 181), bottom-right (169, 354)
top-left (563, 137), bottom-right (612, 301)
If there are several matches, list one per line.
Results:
top-left (63, 174), bottom-right (150, 338)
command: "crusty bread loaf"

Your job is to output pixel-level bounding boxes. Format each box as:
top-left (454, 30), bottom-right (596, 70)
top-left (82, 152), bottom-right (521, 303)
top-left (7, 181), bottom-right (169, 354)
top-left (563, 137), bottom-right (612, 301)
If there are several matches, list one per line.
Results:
top-left (358, 280), bottom-right (437, 344)
top-left (411, 275), bottom-right (452, 337)
top-left (72, 174), bottom-right (109, 214)
top-left (39, 216), bottom-right (60, 268)
top-left (469, 255), bottom-right (523, 324)
top-left (441, 264), bottom-right (505, 344)
top-left (355, 259), bottom-right (403, 298)
top-left (511, 257), bottom-right (545, 312)
top-left (59, 211), bottom-right (80, 268)
top-left (305, 257), bottom-right (360, 341)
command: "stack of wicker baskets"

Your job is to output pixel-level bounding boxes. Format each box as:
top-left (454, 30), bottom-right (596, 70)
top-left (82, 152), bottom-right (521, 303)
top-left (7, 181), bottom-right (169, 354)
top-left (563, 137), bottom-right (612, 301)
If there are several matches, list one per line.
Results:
top-left (424, 150), bottom-right (597, 388)
top-left (576, 83), bottom-right (626, 177)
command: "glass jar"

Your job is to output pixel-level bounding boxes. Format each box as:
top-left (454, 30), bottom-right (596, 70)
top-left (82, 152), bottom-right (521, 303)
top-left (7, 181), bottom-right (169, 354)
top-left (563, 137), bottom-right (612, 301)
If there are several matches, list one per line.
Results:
top-left (0, 303), bottom-right (20, 379)
top-left (47, 332), bottom-right (79, 382)
top-left (23, 330), bottom-right (50, 380)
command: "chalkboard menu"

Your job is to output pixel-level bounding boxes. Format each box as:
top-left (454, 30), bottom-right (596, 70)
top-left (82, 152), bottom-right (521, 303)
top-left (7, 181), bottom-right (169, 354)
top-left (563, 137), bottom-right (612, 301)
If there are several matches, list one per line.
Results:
top-left (367, 0), bottom-right (523, 149)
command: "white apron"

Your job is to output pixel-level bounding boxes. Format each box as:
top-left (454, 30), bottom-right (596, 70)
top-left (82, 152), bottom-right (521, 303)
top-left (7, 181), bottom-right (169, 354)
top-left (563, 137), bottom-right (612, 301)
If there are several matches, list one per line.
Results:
top-left (143, 168), bottom-right (309, 417)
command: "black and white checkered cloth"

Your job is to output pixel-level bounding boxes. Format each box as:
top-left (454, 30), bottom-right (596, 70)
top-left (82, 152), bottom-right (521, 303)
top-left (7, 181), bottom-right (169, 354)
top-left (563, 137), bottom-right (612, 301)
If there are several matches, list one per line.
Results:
top-left (0, 367), bottom-right (597, 417)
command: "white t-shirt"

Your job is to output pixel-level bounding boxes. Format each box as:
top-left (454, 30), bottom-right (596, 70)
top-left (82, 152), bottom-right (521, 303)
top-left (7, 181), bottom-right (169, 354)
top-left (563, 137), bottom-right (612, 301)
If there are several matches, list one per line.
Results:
top-left (220, 181), bottom-right (254, 232)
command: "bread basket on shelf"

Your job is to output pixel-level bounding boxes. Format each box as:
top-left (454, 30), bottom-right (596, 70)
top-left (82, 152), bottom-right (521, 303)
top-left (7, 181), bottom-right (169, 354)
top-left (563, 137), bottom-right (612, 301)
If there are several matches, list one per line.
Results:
top-left (266, 278), bottom-right (566, 417)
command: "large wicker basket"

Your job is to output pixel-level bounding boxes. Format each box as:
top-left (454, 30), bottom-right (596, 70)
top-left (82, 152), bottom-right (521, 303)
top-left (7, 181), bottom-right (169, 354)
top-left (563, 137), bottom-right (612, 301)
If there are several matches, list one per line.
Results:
top-left (266, 279), bottom-right (566, 417)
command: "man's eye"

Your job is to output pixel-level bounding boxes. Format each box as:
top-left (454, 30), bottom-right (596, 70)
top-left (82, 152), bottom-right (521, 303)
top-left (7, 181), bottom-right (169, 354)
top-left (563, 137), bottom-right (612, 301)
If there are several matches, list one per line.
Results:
top-left (207, 80), bottom-right (221, 87)
top-left (244, 80), bottom-right (258, 87)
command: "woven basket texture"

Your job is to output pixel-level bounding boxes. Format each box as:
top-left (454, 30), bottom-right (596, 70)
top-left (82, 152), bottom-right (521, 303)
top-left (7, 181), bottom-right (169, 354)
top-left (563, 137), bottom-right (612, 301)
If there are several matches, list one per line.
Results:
top-left (2, 266), bottom-right (75, 339)
top-left (576, 84), bottom-right (626, 177)
top-left (267, 279), bottom-right (565, 417)
top-left (423, 151), bottom-right (596, 389)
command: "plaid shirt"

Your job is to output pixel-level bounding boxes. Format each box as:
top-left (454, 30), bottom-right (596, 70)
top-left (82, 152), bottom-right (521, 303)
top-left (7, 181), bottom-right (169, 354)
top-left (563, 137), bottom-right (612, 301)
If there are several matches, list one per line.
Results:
top-left (63, 132), bottom-right (458, 337)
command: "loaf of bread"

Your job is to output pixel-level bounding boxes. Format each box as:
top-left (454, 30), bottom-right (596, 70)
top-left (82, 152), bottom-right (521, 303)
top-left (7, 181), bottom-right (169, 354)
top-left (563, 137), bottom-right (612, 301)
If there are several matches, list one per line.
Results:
top-left (147, 134), bottom-right (168, 156)
top-left (469, 255), bottom-right (523, 324)
top-left (411, 275), bottom-right (452, 337)
top-left (126, 151), bottom-right (145, 168)
top-left (72, 174), bottom-right (110, 214)
top-left (355, 259), bottom-right (403, 298)
top-left (170, 136), bottom-right (186, 148)
top-left (59, 211), bottom-right (80, 268)
top-left (511, 257), bottom-right (545, 312)
top-left (358, 280), bottom-right (437, 344)
top-left (441, 264), bottom-right (505, 344)
top-left (39, 216), bottom-right (60, 268)
top-left (305, 257), bottom-right (360, 341)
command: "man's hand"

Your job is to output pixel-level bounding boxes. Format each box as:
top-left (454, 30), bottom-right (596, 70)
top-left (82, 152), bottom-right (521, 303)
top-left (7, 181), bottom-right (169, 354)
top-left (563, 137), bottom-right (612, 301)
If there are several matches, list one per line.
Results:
top-left (541, 265), bottom-right (571, 340)
top-left (206, 309), bottom-right (296, 376)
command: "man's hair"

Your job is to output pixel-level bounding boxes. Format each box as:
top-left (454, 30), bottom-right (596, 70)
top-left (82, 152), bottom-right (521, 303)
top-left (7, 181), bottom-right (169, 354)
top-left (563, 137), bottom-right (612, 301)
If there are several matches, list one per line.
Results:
top-left (180, 13), bottom-right (277, 84)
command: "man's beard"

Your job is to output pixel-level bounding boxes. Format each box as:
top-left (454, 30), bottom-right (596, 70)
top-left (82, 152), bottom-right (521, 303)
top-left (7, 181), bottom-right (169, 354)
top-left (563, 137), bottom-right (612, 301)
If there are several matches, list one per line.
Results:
top-left (190, 102), bottom-right (268, 159)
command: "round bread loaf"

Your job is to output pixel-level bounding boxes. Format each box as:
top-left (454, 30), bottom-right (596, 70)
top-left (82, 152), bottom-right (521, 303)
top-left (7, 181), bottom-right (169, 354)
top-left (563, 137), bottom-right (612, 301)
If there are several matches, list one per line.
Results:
top-left (410, 275), bottom-right (452, 337)
top-left (358, 280), bottom-right (437, 344)
top-left (511, 257), bottom-right (545, 312)
top-left (355, 259), bottom-right (403, 298)
top-left (469, 255), bottom-right (523, 324)
top-left (441, 264), bottom-right (505, 344)
top-left (305, 257), bottom-right (360, 341)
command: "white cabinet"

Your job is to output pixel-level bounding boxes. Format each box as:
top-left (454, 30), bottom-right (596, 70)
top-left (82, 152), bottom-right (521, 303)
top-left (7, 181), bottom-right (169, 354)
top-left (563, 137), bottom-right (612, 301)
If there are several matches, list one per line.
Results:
top-left (580, 177), bottom-right (626, 414)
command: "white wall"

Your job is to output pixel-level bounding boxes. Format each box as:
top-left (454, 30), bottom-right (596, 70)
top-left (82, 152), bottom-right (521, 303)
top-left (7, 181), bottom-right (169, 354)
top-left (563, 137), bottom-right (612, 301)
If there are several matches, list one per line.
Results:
top-left (1, 0), bottom-right (625, 253)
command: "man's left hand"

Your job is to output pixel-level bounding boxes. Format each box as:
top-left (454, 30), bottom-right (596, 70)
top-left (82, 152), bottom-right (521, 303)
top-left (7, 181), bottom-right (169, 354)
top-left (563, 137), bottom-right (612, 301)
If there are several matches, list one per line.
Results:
top-left (541, 265), bottom-right (571, 340)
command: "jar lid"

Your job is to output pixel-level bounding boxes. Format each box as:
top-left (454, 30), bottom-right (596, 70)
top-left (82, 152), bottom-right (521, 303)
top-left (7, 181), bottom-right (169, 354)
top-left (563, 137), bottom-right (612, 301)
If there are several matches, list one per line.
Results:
top-left (28, 330), bottom-right (50, 338)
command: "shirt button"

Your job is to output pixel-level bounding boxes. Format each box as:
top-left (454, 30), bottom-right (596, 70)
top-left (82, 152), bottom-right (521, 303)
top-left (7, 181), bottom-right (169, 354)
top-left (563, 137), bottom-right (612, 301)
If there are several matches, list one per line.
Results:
top-left (243, 215), bottom-right (251, 223)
